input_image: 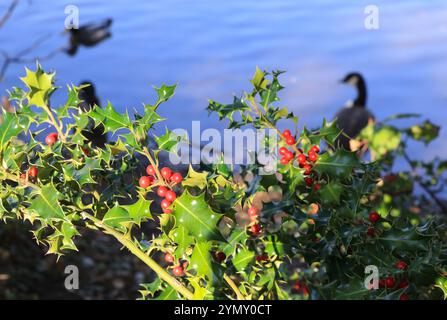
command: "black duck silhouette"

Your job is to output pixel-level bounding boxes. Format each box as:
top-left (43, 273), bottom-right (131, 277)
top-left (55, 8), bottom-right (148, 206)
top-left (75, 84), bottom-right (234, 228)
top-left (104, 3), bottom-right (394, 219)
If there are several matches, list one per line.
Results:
top-left (66, 18), bottom-right (113, 56)
top-left (78, 81), bottom-right (107, 148)
top-left (334, 72), bottom-right (375, 150)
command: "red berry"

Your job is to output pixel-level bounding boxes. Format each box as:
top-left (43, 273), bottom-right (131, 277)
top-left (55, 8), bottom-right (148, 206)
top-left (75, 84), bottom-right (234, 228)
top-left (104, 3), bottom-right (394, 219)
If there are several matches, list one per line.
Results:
top-left (369, 212), bottom-right (380, 223)
top-left (284, 150), bottom-right (294, 161)
top-left (297, 153), bottom-right (307, 164)
top-left (285, 136), bottom-right (295, 145)
top-left (28, 166), bottom-right (38, 178)
top-left (172, 265), bottom-right (184, 277)
top-left (282, 129), bottom-right (291, 138)
top-left (248, 206), bottom-right (259, 218)
top-left (303, 164), bottom-right (312, 175)
top-left (367, 227), bottom-right (375, 237)
top-left (292, 281), bottom-right (302, 292)
top-left (157, 186), bottom-right (168, 197)
top-left (161, 199), bottom-right (172, 210)
top-left (139, 176), bottom-right (153, 188)
top-left (170, 172), bottom-right (183, 184)
top-left (160, 167), bottom-right (172, 180)
top-left (163, 208), bottom-right (172, 214)
top-left (385, 276), bottom-right (395, 288)
top-left (146, 165), bottom-right (156, 176)
top-left (280, 157), bottom-right (290, 165)
top-left (379, 279), bottom-right (386, 288)
top-left (308, 151), bottom-right (318, 162)
top-left (313, 184), bottom-right (321, 192)
top-left (256, 254), bottom-right (268, 262)
top-left (279, 147), bottom-right (288, 156)
top-left (310, 145), bottom-right (320, 154)
top-left (81, 147), bottom-right (90, 156)
top-left (305, 177), bottom-right (313, 186)
top-left (250, 224), bottom-right (261, 235)
top-left (397, 280), bottom-right (409, 289)
top-left (214, 251), bottom-right (226, 263)
top-left (165, 190), bottom-right (177, 202)
top-left (399, 294), bottom-right (409, 301)
top-left (45, 132), bottom-right (58, 146)
top-left (395, 261), bottom-right (407, 270)
top-left (164, 253), bottom-right (174, 263)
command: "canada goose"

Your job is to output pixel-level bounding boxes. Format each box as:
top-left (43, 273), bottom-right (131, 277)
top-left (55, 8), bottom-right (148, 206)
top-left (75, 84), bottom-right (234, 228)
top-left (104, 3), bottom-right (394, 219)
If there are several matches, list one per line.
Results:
top-left (334, 72), bottom-right (375, 149)
top-left (66, 19), bottom-right (113, 56)
top-left (78, 81), bottom-right (107, 148)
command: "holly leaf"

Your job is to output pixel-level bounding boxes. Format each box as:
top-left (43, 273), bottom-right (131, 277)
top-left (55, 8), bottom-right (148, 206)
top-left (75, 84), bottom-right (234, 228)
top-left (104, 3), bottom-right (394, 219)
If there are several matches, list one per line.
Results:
top-left (173, 191), bottom-right (224, 242)
top-left (20, 64), bottom-right (56, 107)
top-left (102, 204), bottom-right (130, 233)
top-left (190, 241), bottom-right (216, 282)
top-left (250, 66), bottom-right (269, 91)
top-left (319, 182), bottom-right (343, 205)
top-left (171, 225), bottom-right (194, 257)
top-left (222, 228), bottom-right (248, 256)
top-left (232, 248), bottom-right (254, 272)
top-left (155, 83), bottom-right (177, 105)
top-left (90, 102), bottom-right (132, 134)
top-left (29, 184), bottom-right (65, 220)
top-left (315, 150), bottom-right (358, 179)
top-left (154, 127), bottom-right (184, 153)
top-left (182, 165), bottom-right (209, 190)
top-left (0, 112), bottom-right (22, 152)
top-left (121, 196), bottom-right (153, 226)
top-left (73, 158), bottom-right (103, 186)
top-left (154, 284), bottom-right (180, 300)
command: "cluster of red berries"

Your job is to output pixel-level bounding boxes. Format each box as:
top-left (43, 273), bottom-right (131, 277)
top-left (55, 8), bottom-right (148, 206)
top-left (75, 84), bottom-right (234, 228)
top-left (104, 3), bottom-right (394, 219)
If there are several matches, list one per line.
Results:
top-left (45, 132), bottom-right (58, 146)
top-left (366, 211), bottom-right (380, 237)
top-left (164, 253), bottom-right (187, 277)
top-left (278, 130), bottom-right (321, 190)
top-left (246, 205), bottom-right (262, 235)
top-left (292, 281), bottom-right (310, 296)
top-left (256, 254), bottom-right (269, 263)
top-left (138, 165), bottom-right (183, 214)
top-left (378, 260), bottom-right (409, 300)
top-left (20, 166), bottom-right (39, 181)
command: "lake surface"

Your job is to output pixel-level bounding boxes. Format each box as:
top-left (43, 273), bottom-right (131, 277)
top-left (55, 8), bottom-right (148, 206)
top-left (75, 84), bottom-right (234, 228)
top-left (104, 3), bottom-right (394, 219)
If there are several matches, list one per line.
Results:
top-left (1, 0), bottom-right (447, 162)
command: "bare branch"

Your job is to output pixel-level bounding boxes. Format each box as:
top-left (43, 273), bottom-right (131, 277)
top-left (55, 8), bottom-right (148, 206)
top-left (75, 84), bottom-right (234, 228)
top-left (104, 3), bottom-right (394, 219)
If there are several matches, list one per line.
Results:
top-left (0, 0), bottom-right (20, 29)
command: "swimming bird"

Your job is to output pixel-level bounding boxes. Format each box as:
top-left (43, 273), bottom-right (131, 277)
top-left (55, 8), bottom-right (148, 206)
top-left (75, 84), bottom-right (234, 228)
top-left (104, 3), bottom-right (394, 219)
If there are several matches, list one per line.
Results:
top-left (334, 72), bottom-right (375, 150)
top-left (66, 18), bottom-right (113, 56)
top-left (78, 81), bottom-right (107, 148)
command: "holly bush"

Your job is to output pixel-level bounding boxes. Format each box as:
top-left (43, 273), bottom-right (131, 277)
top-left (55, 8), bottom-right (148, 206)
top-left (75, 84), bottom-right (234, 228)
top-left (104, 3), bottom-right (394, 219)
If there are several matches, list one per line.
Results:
top-left (0, 64), bottom-right (446, 300)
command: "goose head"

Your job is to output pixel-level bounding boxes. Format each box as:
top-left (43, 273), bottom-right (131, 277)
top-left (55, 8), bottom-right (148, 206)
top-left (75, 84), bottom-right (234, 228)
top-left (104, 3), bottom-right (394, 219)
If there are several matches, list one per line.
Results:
top-left (340, 72), bottom-right (367, 107)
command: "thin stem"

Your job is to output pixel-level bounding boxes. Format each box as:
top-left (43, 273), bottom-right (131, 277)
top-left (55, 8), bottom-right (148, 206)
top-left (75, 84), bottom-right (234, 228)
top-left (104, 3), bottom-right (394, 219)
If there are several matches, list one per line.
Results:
top-left (223, 273), bottom-right (246, 300)
top-left (142, 146), bottom-right (169, 187)
top-left (402, 150), bottom-right (447, 214)
top-left (248, 98), bottom-right (302, 155)
top-left (42, 104), bottom-right (66, 142)
top-left (0, 0), bottom-right (19, 29)
top-left (81, 212), bottom-right (195, 300)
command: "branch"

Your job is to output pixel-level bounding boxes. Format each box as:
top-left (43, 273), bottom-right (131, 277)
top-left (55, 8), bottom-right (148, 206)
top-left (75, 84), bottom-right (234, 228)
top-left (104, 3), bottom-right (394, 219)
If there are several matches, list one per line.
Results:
top-left (81, 212), bottom-right (195, 300)
top-left (0, 167), bottom-right (195, 300)
top-left (223, 273), bottom-right (246, 300)
top-left (402, 150), bottom-right (447, 214)
top-left (0, 0), bottom-right (19, 29)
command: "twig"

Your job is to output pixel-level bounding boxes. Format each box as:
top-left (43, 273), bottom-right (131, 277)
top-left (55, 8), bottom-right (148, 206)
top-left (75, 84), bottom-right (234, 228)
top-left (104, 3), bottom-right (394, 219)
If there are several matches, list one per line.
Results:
top-left (402, 150), bottom-right (447, 214)
top-left (81, 212), bottom-right (195, 300)
top-left (0, 0), bottom-right (19, 29)
top-left (223, 273), bottom-right (246, 300)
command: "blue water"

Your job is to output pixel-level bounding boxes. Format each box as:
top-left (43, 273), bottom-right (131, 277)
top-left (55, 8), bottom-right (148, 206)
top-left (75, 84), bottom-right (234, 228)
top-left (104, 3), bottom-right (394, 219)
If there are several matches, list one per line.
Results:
top-left (1, 0), bottom-right (447, 162)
